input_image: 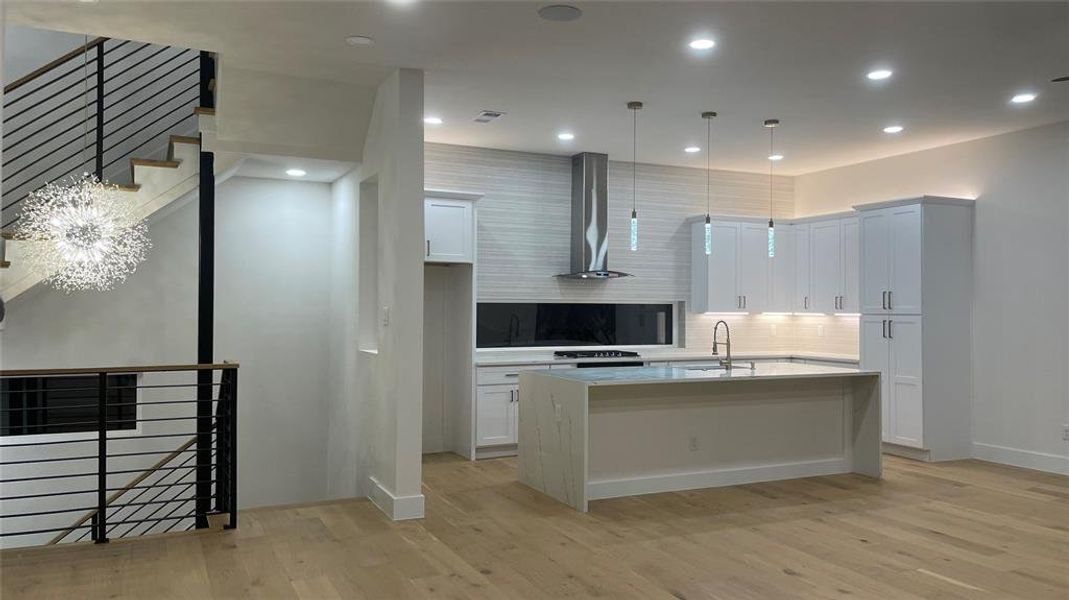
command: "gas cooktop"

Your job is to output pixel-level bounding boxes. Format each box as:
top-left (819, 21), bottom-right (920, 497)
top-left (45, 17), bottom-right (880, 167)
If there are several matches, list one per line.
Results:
top-left (553, 350), bottom-right (641, 359)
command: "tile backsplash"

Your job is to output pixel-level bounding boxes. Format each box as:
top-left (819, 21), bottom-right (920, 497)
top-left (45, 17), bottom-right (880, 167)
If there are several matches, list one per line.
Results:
top-left (684, 312), bottom-right (859, 357)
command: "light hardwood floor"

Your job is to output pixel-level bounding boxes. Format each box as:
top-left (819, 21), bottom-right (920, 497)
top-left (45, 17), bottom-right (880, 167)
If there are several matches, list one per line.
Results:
top-left (3, 454), bottom-right (1068, 599)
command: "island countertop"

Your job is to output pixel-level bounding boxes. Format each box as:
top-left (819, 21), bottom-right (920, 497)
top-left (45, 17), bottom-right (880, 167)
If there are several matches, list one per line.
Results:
top-left (529, 362), bottom-right (878, 387)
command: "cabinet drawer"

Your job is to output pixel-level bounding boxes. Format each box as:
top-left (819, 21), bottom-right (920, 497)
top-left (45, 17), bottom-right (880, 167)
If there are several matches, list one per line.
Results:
top-left (477, 364), bottom-right (549, 385)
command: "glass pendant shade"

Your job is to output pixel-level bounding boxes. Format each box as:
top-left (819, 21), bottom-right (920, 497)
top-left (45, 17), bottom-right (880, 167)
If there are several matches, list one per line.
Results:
top-left (630, 209), bottom-right (638, 252)
top-left (704, 215), bottom-right (713, 255)
top-left (767, 220), bottom-right (776, 258)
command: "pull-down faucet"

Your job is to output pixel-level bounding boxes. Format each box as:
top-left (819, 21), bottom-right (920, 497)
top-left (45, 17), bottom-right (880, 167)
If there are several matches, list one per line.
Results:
top-left (712, 320), bottom-right (732, 369)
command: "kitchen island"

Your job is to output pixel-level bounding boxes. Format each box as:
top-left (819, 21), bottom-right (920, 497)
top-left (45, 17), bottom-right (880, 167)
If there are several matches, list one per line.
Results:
top-left (517, 363), bottom-right (881, 512)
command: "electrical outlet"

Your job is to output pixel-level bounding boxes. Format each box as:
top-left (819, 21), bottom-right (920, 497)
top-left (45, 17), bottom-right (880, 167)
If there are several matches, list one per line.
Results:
top-left (689, 435), bottom-right (699, 452)
top-left (1062, 424), bottom-right (1069, 442)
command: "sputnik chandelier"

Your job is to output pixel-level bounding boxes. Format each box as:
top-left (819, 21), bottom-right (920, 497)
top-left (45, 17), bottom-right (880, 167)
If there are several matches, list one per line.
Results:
top-left (15, 34), bottom-right (150, 292)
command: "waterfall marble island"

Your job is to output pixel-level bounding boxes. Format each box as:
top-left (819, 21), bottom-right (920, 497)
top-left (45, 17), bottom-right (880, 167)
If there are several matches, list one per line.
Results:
top-left (517, 364), bottom-right (882, 512)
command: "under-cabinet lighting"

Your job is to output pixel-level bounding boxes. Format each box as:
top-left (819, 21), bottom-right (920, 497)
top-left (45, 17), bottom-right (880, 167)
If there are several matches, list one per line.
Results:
top-left (704, 312), bottom-right (749, 316)
top-left (834, 313), bottom-right (861, 317)
top-left (761, 312), bottom-right (794, 316)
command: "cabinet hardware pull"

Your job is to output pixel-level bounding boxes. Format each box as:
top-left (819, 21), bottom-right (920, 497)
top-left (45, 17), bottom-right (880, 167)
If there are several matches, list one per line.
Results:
top-left (888, 319), bottom-right (893, 339)
top-left (882, 319), bottom-right (887, 338)
top-left (743, 296), bottom-right (747, 309)
top-left (881, 291), bottom-right (886, 309)
top-left (504, 373), bottom-right (519, 378)
top-left (426, 240), bottom-right (431, 257)
top-left (887, 291), bottom-right (892, 310)
top-left (805, 296), bottom-right (809, 310)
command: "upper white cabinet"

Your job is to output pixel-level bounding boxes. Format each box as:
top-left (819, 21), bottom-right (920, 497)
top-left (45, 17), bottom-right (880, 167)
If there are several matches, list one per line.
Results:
top-left (810, 220), bottom-right (842, 314)
top-left (691, 220), bottom-right (766, 312)
top-left (793, 224), bottom-right (814, 312)
top-left (860, 204), bottom-right (922, 314)
top-left (770, 225), bottom-right (796, 312)
top-left (425, 193), bottom-right (478, 263)
top-left (840, 217), bottom-right (860, 312)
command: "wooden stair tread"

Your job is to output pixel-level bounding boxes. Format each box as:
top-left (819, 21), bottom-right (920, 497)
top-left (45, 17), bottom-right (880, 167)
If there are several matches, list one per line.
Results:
top-left (131, 158), bottom-right (180, 169)
top-left (0, 260), bottom-right (10, 269)
top-left (169, 135), bottom-right (200, 146)
top-left (115, 183), bottom-right (141, 192)
top-left (193, 106), bottom-right (216, 116)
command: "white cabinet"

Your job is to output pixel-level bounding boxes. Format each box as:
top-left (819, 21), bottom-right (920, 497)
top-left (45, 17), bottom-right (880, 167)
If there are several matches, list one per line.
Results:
top-left (860, 204), bottom-right (922, 314)
top-left (425, 197), bottom-right (474, 263)
top-left (862, 315), bottom-right (923, 448)
top-left (475, 385), bottom-right (516, 446)
top-left (810, 220), bottom-right (842, 314)
top-left (738, 223), bottom-right (770, 313)
top-left (793, 224), bottom-right (814, 312)
top-left (857, 197), bottom-right (974, 461)
top-left (691, 220), bottom-right (766, 313)
top-left (840, 217), bottom-right (860, 313)
top-left (770, 225), bottom-right (796, 312)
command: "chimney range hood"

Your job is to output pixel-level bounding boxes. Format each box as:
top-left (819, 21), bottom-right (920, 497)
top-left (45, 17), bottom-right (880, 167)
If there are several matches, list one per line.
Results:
top-left (556, 152), bottom-right (633, 279)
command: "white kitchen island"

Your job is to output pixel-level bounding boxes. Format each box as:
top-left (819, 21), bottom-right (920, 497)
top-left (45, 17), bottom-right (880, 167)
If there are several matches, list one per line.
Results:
top-left (517, 363), bottom-right (881, 512)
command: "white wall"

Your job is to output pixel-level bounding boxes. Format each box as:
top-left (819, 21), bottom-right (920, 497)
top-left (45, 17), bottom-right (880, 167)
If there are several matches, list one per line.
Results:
top-left (325, 168), bottom-right (364, 499)
top-left (357, 68), bottom-right (426, 520)
top-left (796, 121), bottom-right (1069, 473)
top-left (214, 176), bottom-right (334, 506)
top-left (1, 176), bottom-right (341, 520)
top-left (2, 23), bottom-right (82, 85)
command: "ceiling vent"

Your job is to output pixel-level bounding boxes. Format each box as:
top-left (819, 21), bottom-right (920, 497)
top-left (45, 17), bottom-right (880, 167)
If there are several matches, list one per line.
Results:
top-left (473, 110), bottom-right (506, 123)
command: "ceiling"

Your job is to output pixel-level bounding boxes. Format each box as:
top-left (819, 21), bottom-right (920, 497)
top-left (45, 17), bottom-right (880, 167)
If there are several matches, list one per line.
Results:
top-left (7, 1), bottom-right (1068, 175)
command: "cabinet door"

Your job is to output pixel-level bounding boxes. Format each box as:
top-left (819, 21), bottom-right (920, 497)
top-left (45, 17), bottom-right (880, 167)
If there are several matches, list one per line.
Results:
top-left (888, 205), bottom-right (922, 314)
top-left (810, 220), bottom-right (842, 314)
top-left (860, 316), bottom-right (891, 442)
top-left (706, 222), bottom-right (740, 312)
top-left (840, 217), bottom-right (860, 313)
top-left (425, 198), bottom-right (473, 263)
top-left (793, 224), bottom-right (813, 312)
top-left (770, 225), bottom-right (796, 312)
top-left (888, 315), bottom-right (923, 448)
top-left (859, 210), bottom-right (890, 314)
top-left (476, 385), bottom-right (516, 446)
top-left (738, 223), bottom-right (770, 313)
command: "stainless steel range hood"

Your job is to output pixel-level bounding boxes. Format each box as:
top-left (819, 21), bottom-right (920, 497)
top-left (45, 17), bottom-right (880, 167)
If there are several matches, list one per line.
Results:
top-left (556, 152), bottom-right (633, 279)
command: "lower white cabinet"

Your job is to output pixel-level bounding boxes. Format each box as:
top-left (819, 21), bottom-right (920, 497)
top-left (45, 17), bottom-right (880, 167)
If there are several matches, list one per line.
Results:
top-left (861, 314), bottom-right (923, 448)
top-left (476, 385), bottom-right (517, 446)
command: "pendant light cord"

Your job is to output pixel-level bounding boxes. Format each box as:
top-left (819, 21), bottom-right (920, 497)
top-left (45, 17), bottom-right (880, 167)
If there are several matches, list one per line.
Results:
top-left (632, 105), bottom-right (637, 213)
top-left (705, 117), bottom-right (711, 215)
top-left (768, 123), bottom-right (774, 226)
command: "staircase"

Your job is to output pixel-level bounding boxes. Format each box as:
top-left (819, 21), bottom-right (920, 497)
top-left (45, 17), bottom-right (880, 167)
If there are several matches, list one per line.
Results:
top-left (0, 36), bottom-right (241, 302)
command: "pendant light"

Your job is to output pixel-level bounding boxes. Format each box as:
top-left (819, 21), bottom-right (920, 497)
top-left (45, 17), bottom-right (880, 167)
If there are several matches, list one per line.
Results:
top-left (17, 34), bottom-right (150, 292)
top-left (701, 111), bottom-right (717, 255)
top-left (764, 118), bottom-right (780, 258)
top-left (627, 101), bottom-right (643, 251)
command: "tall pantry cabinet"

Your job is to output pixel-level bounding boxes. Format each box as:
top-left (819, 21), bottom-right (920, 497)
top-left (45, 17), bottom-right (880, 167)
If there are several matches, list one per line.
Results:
top-left (857, 196), bottom-right (974, 461)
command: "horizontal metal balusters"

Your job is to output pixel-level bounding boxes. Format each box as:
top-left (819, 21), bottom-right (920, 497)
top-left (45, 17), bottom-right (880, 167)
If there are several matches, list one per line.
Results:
top-left (0, 365), bottom-right (238, 547)
top-left (2, 37), bottom-right (201, 228)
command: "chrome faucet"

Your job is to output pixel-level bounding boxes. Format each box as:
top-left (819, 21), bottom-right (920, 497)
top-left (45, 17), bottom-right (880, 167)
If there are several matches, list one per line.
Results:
top-left (712, 320), bottom-right (733, 369)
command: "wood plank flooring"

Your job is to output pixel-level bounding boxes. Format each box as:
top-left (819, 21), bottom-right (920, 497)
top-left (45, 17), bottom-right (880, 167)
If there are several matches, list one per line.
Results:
top-left (3, 455), bottom-right (1067, 599)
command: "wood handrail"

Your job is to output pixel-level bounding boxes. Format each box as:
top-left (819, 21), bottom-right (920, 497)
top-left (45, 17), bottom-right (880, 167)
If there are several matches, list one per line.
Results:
top-left (3, 37), bottom-right (109, 94)
top-left (46, 435), bottom-right (200, 545)
top-left (0, 363), bottom-right (238, 377)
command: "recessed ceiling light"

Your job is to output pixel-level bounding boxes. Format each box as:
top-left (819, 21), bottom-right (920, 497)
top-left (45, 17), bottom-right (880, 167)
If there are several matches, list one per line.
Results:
top-left (684, 146), bottom-right (701, 153)
top-left (286, 169), bottom-right (307, 177)
top-left (77, 0), bottom-right (99, 3)
top-left (538, 4), bottom-right (582, 22)
top-left (768, 154), bottom-right (784, 161)
top-left (866, 69), bottom-right (893, 81)
top-left (423, 116), bottom-right (443, 125)
top-left (557, 132), bottom-right (575, 141)
top-left (689, 39), bottom-right (716, 50)
top-left (345, 35), bottom-right (375, 47)
top-left (1010, 92), bottom-right (1037, 104)
top-left (882, 125), bottom-right (904, 134)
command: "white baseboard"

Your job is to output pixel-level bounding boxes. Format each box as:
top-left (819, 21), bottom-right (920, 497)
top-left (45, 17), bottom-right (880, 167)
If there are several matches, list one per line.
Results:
top-left (475, 445), bottom-right (518, 460)
top-left (587, 458), bottom-right (849, 501)
top-left (367, 476), bottom-right (425, 520)
top-left (972, 443), bottom-right (1069, 476)
top-left (882, 442), bottom-right (932, 462)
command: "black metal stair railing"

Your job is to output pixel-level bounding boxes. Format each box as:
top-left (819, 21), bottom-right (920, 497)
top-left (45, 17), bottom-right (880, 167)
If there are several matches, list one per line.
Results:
top-left (0, 363), bottom-right (238, 547)
top-left (1, 35), bottom-right (202, 229)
